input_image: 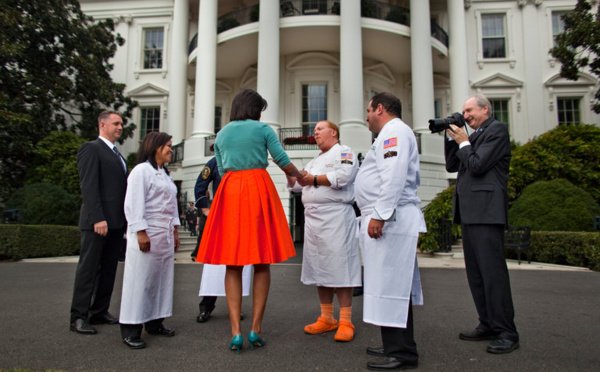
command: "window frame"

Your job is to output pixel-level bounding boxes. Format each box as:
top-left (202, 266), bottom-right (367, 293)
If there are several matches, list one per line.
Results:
top-left (481, 13), bottom-right (507, 59)
top-left (489, 98), bottom-right (511, 129)
top-left (142, 28), bottom-right (165, 70)
top-left (134, 23), bottom-right (169, 78)
top-left (139, 106), bottom-right (162, 140)
top-left (474, 9), bottom-right (515, 68)
top-left (301, 83), bottom-right (328, 136)
top-left (556, 97), bottom-right (581, 125)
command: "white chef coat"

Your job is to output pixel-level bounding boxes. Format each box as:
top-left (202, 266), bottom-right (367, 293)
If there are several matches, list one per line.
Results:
top-left (120, 162), bottom-right (180, 324)
top-left (354, 118), bottom-right (426, 328)
top-left (289, 143), bottom-right (361, 287)
top-left (199, 264), bottom-right (252, 296)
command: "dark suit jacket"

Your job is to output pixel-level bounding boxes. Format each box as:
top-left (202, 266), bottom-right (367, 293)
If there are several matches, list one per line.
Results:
top-left (444, 117), bottom-right (511, 226)
top-left (77, 138), bottom-right (128, 230)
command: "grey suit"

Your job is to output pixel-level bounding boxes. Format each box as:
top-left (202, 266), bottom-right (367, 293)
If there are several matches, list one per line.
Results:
top-left (70, 138), bottom-right (128, 323)
top-left (445, 117), bottom-right (519, 341)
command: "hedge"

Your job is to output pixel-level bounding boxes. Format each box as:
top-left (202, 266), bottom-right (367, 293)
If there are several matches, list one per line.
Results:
top-left (528, 231), bottom-right (600, 271)
top-left (0, 225), bottom-right (80, 261)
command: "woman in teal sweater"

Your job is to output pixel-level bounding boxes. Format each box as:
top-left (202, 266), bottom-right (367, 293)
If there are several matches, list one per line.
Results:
top-left (197, 89), bottom-right (306, 353)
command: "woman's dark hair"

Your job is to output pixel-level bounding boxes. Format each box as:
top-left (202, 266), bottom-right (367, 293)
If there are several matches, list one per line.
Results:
top-left (230, 89), bottom-right (268, 121)
top-left (136, 131), bottom-right (173, 174)
top-left (370, 92), bottom-right (402, 118)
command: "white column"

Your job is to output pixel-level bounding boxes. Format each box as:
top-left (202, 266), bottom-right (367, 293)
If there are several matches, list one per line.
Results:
top-left (521, 4), bottom-right (542, 141)
top-left (410, 0), bottom-right (435, 132)
top-left (448, 0), bottom-right (470, 113)
top-left (339, 0), bottom-right (371, 154)
top-left (257, 0), bottom-right (281, 130)
top-left (167, 0), bottom-right (189, 144)
top-left (192, 0), bottom-right (218, 138)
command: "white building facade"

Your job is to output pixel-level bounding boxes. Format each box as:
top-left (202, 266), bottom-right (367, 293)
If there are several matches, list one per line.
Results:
top-left (80, 0), bottom-right (599, 233)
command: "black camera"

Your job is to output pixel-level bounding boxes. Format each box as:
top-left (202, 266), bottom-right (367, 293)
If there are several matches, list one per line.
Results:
top-left (428, 113), bottom-right (466, 134)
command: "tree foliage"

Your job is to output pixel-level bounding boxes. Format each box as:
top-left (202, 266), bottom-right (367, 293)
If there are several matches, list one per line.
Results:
top-left (28, 131), bottom-right (86, 197)
top-left (549, 0), bottom-right (600, 113)
top-left (0, 0), bottom-right (137, 199)
top-left (4, 182), bottom-right (79, 225)
top-left (508, 124), bottom-right (600, 205)
top-left (508, 179), bottom-right (600, 232)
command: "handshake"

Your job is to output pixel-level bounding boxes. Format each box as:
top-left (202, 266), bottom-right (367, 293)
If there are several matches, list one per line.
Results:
top-left (286, 170), bottom-right (318, 187)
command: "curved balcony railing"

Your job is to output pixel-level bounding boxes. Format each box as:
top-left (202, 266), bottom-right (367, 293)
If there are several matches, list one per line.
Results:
top-left (188, 1), bottom-right (448, 56)
top-left (204, 135), bottom-right (216, 156)
top-left (189, 4), bottom-right (260, 54)
top-left (171, 141), bottom-right (185, 163)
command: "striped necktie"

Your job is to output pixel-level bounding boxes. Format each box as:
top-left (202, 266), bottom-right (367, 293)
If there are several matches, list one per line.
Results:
top-left (112, 146), bottom-right (126, 173)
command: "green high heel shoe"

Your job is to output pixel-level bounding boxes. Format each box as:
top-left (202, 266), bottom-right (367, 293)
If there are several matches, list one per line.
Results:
top-left (229, 334), bottom-right (243, 354)
top-left (248, 331), bottom-right (265, 350)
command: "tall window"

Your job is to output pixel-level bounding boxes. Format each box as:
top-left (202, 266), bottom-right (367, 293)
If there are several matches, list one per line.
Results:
top-left (140, 107), bottom-right (160, 139)
top-left (557, 98), bottom-right (580, 125)
top-left (214, 106), bottom-right (222, 134)
top-left (552, 11), bottom-right (569, 47)
top-left (489, 99), bottom-right (510, 129)
top-left (143, 29), bottom-right (164, 69)
top-left (481, 14), bottom-right (506, 58)
top-left (302, 84), bottom-right (327, 135)
top-left (434, 100), bottom-right (441, 119)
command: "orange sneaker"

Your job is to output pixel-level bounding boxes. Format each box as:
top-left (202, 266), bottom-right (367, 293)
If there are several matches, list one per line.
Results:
top-left (304, 317), bottom-right (339, 334)
top-left (334, 321), bottom-right (355, 342)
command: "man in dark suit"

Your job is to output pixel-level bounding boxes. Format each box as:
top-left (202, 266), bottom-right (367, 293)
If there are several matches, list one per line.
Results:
top-left (192, 157), bottom-right (220, 322)
top-left (70, 110), bottom-right (128, 334)
top-left (445, 94), bottom-right (519, 354)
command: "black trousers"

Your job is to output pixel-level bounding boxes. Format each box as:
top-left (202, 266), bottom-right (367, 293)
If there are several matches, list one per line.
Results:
top-left (380, 299), bottom-right (418, 362)
top-left (199, 296), bottom-right (217, 313)
top-left (191, 213), bottom-right (208, 258)
top-left (194, 215), bottom-right (218, 312)
top-left (461, 224), bottom-right (519, 341)
top-left (120, 318), bottom-right (164, 339)
top-left (70, 228), bottom-right (123, 323)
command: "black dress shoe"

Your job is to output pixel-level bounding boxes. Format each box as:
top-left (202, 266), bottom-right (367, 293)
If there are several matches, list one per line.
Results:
top-left (367, 357), bottom-right (418, 371)
top-left (89, 312), bottom-right (119, 325)
top-left (70, 319), bottom-right (97, 334)
top-left (196, 310), bottom-right (211, 323)
top-left (366, 346), bottom-right (385, 357)
top-left (459, 328), bottom-right (497, 341)
top-left (146, 325), bottom-right (175, 337)
top-left (123, 337), bottom-right (146, 349)
top-left (487, 338), bottom-right (520, 354)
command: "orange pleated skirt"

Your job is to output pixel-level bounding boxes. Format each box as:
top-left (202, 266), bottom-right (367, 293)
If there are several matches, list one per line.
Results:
top-left (196, 168), bottom-right (296, 265)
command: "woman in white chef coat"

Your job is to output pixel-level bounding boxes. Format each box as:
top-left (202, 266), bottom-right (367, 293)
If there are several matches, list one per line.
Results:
top-left (286, 120), bottom-right (361, 342)
top-left (119, 131), bottom-right (181, 349)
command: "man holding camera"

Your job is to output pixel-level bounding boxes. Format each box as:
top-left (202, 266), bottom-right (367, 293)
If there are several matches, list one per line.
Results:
top-left (444, 94), bottom-right (519, 354)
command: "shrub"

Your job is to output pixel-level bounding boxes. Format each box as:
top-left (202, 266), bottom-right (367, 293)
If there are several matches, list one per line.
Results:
top-left (529, 231), bottom-right (600, 271)
top-left (0, 225), bottom-right (80, 260)
top-left (508, 179), bottom-right (600, 231)
top-left (418, 186), bottom-right (461, 253)
top-left (4, 182), bottom-right (79, 226)
top-left (509, 124), bottom-right (600, 204)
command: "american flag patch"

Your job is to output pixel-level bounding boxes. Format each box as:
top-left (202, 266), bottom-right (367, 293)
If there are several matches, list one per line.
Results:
top-left (383, 137), bottom-right (397, 149)
top-left (341, 153), bottom-right (353, 160)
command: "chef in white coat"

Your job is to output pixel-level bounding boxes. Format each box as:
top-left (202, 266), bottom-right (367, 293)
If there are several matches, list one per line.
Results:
top-left (354, 93), bottom-right (426, 370)
top-left (119, 132), bottom-right (181, 349)
top-left (286, 120), bottom-right (361, 342)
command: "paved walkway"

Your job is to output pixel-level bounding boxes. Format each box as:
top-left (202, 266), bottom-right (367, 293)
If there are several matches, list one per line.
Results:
top-left (1, 248), bottom-right (598, 372)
